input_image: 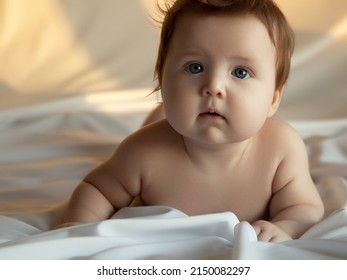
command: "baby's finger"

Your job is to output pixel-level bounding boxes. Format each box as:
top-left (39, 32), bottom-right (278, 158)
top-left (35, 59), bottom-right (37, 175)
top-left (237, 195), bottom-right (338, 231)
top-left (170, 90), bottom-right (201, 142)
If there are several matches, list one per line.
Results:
top-left (256, 230), bottom-right (272, 242)
top-left (270, 234), bottom-right (292, 243)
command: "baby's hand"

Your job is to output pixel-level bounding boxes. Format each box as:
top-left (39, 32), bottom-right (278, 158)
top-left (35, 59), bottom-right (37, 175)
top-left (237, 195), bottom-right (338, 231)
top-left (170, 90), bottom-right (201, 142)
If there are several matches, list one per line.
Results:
top-left (252, 220), bottom-right (292, 243)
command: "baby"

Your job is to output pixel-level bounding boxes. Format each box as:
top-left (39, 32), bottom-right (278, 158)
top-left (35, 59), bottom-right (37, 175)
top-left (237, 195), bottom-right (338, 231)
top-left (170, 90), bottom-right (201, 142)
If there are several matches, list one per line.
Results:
top-left (58, 0), bottom-right (324, 242)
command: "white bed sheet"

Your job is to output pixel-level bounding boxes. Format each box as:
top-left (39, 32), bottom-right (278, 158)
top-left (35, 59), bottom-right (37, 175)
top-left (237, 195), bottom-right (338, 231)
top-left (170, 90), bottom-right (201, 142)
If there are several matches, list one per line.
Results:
top-left (0, 89), bottom-right (346, 260)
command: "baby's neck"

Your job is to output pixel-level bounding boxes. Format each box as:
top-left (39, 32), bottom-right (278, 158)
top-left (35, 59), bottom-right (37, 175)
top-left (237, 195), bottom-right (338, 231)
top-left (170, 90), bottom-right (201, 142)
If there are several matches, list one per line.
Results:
top-left (182, 137), bottom-right (251, 173)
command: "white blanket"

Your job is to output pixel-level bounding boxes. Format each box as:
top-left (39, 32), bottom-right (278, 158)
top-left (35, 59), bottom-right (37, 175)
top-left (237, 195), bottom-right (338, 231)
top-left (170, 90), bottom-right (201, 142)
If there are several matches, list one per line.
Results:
top-left (0, 91), bottom-right (346, 260)
top-left (1, 205), bottom-right (347, 260)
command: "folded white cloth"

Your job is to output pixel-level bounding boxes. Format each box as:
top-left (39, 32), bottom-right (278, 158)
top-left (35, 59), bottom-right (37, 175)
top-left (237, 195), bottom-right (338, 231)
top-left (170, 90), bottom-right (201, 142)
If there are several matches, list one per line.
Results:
top-left (0, 205), bottom-right (346, 260)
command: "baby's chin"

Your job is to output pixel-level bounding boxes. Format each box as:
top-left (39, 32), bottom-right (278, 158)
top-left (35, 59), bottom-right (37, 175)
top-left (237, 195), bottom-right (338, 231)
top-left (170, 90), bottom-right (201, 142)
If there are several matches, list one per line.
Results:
top-left (184, 127), bottom-right (244, 147)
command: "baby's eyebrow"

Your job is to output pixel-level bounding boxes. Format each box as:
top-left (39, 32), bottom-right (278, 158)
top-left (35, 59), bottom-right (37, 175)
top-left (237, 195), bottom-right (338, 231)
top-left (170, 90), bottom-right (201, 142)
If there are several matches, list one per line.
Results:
top-left (228, 55), bottom-right (254, 63)
top-left (176, 49), bottom-right (205, 57)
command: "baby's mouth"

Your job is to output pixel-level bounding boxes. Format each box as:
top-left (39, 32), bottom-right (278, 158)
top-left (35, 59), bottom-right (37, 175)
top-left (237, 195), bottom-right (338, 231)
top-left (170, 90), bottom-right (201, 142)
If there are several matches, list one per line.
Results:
top-left (199, 110), bottom-right (226, 120)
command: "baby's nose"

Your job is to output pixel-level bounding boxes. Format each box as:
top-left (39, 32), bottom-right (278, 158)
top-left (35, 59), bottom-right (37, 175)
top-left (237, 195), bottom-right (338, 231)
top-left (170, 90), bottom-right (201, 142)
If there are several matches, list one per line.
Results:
top-left (202, 75), bottom-right (226, 98)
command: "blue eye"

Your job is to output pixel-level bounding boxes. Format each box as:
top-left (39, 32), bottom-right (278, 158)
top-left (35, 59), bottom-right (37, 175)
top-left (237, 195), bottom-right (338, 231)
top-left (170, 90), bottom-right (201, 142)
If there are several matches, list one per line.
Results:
top-left (185, 63), bottom-right (204, 74)
top-left (233, 68), bottom-right (250, 79)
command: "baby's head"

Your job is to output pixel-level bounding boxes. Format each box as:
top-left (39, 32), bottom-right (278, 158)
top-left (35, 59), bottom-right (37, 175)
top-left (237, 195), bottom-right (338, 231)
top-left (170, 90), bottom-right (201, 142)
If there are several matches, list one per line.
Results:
top-left (154, 0), bottom-right (295, 92)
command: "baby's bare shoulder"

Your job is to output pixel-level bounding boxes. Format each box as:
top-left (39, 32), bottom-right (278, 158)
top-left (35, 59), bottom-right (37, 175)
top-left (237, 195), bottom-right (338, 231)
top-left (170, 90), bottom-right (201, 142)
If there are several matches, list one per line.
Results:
top-left (257, 117), bottom-right (306, 158)
top-left (105, 120), bottom-right (179, 183)
top-left (262, 117), bottom-right (303, 144)
top-left (116, 120), bottom-right (181, 158)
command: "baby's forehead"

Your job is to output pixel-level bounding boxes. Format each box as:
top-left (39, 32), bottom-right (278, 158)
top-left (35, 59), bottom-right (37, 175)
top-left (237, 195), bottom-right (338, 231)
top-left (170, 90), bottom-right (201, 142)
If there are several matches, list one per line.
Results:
top-left (164, 13), bottom-right (277, 74)
top-left (171, 13), bottom-right (274, 50)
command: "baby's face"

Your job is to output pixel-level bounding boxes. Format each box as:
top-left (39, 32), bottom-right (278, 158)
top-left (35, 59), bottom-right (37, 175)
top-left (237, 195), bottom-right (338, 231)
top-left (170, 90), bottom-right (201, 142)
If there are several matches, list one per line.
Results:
top-left (161, 13), bottom-right (282, 146)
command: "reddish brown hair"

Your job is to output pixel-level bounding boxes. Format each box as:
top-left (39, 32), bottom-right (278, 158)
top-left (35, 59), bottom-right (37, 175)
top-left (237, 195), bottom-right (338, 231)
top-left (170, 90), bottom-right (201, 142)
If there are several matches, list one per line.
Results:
top-left (153, 0), bottom-right (295, 92)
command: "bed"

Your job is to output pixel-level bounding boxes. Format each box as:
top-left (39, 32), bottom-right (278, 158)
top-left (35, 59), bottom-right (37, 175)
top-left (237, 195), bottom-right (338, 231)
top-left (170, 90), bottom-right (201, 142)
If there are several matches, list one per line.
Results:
top-left (0, 0), bottom-right (346, 260)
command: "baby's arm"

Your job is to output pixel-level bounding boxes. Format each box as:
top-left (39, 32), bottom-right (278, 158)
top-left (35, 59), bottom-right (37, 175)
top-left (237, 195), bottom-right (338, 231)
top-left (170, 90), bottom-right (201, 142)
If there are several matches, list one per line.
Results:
top-left (57, 137), bottom-right (142, 228)
top-left (252, 125), bottom-right (324, 242)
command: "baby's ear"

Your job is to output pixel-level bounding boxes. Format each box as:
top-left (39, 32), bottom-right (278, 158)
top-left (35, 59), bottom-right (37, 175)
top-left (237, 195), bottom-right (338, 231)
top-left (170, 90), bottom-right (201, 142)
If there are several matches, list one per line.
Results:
top-left (267, 86), bottom-right (284, 117)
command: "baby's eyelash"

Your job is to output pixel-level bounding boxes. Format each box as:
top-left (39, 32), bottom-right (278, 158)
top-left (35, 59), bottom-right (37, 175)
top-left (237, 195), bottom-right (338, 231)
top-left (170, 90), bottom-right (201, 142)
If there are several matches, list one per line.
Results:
top-left (231, 67), bottom-right (253, 79)
top-left (184, 62), bottom-right (204, 74)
